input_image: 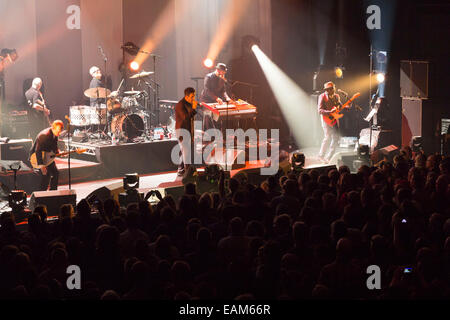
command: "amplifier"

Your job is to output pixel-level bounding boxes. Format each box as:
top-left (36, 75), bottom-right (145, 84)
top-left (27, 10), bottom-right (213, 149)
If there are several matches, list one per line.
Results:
top-left (2, 110), bottom-right (30, 139)
top-left (0, 139), bottom-right (33, 164)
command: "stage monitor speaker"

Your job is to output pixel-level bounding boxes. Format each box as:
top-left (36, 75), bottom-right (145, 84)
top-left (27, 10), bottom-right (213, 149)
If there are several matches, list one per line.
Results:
top-left (29, 189), bottom-right (76, 215)
top-left (163, 185), bottom-right (185, 200)
top-left (400, 60), bottom-right (429, 99)
top-left (85, 181), bottom-right (124, 203)
top-left (359, 128), bottom-right (394, 152)
top-left (371, 145), bottom-right (400, 164)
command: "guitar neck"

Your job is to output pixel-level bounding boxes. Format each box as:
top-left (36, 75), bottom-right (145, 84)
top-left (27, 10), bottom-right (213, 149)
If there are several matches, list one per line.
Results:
top-left (55, 150), bottom-right (75, 157)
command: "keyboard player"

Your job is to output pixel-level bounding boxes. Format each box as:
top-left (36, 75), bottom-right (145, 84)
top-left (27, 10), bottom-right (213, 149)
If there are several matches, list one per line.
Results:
top-left (200, 63), bottom-right (234, 130)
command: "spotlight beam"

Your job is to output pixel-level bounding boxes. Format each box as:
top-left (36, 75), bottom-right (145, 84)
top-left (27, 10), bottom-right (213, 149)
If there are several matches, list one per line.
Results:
top-left (134, 0), bottom-right (176, 66)
top-left (206, 0), bottom-right (252, 62)
top-left (252, 45), bottom-right (319, 148)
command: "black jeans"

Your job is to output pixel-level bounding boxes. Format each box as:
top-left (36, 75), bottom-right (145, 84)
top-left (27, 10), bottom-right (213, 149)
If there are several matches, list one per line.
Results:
top-left (39, 161), bottom-right (59, 191)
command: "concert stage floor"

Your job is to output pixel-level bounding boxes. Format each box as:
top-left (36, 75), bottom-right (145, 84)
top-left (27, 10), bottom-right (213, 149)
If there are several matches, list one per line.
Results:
top-left (5, 144), bottom-right (356, 227)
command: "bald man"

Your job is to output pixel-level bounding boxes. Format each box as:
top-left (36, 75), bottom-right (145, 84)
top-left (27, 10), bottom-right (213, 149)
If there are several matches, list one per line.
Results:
top-left (26, 77), bottom-right (50, 138)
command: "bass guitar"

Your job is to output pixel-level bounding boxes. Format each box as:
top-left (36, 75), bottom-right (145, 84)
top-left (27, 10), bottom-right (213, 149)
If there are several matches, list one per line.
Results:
top-left (38, 92), bottom-right (52, 126)
top-left (30, 149), bottom-right (87, 169)
top-left (322, 92), bottom-right (361, 127)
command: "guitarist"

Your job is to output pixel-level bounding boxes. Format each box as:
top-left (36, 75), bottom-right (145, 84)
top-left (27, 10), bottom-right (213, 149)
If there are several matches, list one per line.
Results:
top-left (29, 120), bottom-right (64, 191)
top-left (25, 77), bottom-right (51, 138)
top-left (318, 81), bottom-right (341, 163)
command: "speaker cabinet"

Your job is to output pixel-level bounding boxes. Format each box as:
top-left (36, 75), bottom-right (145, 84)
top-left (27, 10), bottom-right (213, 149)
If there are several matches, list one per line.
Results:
top-left (0, 139), bottom-right (33, 165)
top-left (85, 181), bottom-right (124, 202)
top-left (29, 189), bottom-right (76, 215)
top-left (400, 60), bottom-right (429, 99)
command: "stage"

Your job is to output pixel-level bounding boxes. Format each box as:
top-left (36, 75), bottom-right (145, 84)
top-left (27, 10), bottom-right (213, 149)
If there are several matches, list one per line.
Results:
top-left (1, 137), bottom-right (358, 228)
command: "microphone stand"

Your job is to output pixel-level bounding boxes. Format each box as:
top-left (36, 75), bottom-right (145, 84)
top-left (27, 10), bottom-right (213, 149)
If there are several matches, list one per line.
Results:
top-left (231, 80), bottom-right (258, 104)
top-left (66, 117), bottom-right (72, 189)
top-left (225, 99), bottom-right (229, 171)
top-left (99, 46), bottom-right (110, 141)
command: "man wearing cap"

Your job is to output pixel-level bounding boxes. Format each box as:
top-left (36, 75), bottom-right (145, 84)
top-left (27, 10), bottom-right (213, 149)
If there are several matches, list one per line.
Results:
top-left (200, 63), bottom-right (234, 130)
top-left (317, 81), bottom-right (341, 163)
top-left (200, 63), bottom-right (233, 104)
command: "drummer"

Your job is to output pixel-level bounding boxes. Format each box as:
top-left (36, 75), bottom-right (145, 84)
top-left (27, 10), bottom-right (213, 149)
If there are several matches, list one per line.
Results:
top-left (88, 66), bottom-right (118, 107)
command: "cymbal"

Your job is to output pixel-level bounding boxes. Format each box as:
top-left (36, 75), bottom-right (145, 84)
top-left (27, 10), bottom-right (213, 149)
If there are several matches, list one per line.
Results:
top-left (130, 71), bottom-right (154, 79)
top-left (84, 87), bottom-right (111, 99)
top-left (123, 90), bottom-right (142, 95)
top-left (159, 99), bottom-right (178, 104)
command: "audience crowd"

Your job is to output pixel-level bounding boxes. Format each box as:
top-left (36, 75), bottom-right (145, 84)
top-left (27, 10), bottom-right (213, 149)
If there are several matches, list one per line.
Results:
top-left (0, 147), bottom-right (449, 300)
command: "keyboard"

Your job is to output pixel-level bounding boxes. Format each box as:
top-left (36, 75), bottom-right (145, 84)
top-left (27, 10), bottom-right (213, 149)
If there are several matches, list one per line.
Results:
top-left (200, 100), bottom-right (257, 121)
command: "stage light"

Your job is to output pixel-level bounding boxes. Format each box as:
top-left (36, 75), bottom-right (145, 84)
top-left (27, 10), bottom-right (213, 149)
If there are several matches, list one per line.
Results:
top-left (357, 144), bottom-right (370, 159)
top-left (205, 0), bottom-right (252, 64)
top-left (376, 72), bottom-right (385, 83)
top-left (291, 152), bottom-right (305, 172)
top-left (204, 164), bottom-right (221, 183)
top-left (123, 173), bottom-right (139, 190)
top-left (8, 190), bottom-right (27, 216)
top-left (119, 173), bottom-right (142, 207)
top-left (335, 66), bottom-right (344, 79)
top-left (411, 136), bottom-right (423, 153)
top-left (251, 44), bottom-right (258, 52)
top-left (203, 58), bottom-right (214, 68)
top-left (130, 61), bottom-right (140, 71)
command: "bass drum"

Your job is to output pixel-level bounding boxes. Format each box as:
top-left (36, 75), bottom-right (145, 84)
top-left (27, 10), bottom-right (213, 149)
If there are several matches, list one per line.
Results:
top-left (111, 113), bottom-right (144, 140)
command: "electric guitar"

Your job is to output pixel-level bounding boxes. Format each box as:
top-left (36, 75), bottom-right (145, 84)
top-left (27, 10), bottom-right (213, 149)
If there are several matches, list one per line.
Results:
top-left (37, 92), bottom-right (52, 126)
top-left (322, 92), bottom-right (361, 127)
top-left (29, 149), bottom-right (87, 169)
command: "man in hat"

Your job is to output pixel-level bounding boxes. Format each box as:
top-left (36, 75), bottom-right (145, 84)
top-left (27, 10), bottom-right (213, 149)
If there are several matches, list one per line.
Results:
top-left (317, 81), bottom-right (341, 163)
top-left (200, 63), bottom-right (234, 130)
top-left (200, 63), bottom-right (233, 104)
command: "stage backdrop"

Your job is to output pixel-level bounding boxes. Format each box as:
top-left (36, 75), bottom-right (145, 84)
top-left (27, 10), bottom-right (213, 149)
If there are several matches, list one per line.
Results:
top-left (1, 0), bottom-right (269, 126)
top-left (0, 0), bottom-right (123, 123)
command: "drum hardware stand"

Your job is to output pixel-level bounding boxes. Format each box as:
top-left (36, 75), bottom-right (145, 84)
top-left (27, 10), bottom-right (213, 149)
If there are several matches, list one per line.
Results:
top-left (151, 53), bottom-right (162, 127)
top-left (98, 45), bottom-right (112, 142)
top-left (142, 77), bottom-right (159, 138)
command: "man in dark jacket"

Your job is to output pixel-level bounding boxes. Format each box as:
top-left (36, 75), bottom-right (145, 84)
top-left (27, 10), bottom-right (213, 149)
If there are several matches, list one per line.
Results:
top-left (29, 120), bottom-right (64, 191)
top-left (175, 87), bottom-right (197, 176)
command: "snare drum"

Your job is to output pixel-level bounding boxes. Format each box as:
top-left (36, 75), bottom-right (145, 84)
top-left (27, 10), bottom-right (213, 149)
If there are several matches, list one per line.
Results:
top-left (111, 113), bottom-right (144, 140)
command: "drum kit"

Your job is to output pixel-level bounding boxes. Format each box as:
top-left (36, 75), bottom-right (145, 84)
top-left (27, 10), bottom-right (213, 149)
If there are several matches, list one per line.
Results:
top-left (70, 70), bottom-right (176, 143)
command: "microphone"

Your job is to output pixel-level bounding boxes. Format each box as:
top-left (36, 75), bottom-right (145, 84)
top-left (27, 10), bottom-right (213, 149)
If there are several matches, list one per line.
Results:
top-left (98, 45), bottom-right (107, 61)
top-left (337, 89), bottom-right (348, 96)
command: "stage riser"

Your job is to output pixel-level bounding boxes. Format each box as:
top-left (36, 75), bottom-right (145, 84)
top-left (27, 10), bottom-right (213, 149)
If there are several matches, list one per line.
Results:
top-left (95, 140), bottom-right (179, 177)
